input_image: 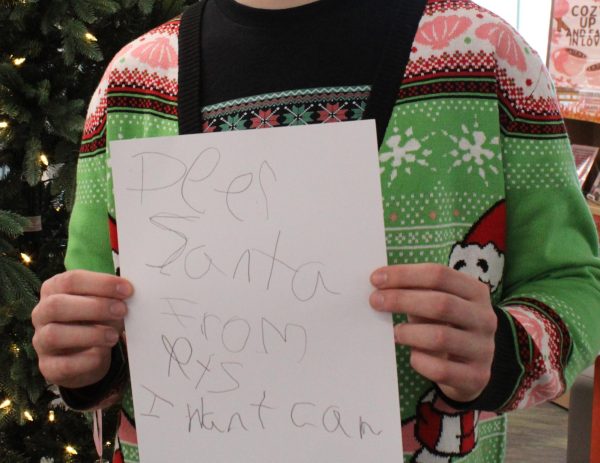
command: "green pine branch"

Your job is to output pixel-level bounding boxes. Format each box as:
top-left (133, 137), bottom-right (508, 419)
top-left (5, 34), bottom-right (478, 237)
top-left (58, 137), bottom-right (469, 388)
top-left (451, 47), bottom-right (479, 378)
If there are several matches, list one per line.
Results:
top-left (0, 211), bottom-right (27, 239)
top-left (0, 256), bottom-right (40, 316)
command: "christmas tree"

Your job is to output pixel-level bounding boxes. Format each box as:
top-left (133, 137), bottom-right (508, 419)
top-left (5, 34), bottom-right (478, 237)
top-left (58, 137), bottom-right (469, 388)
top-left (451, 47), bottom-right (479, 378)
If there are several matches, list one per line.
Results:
top-left (0, 1), bottom-right (195, 461)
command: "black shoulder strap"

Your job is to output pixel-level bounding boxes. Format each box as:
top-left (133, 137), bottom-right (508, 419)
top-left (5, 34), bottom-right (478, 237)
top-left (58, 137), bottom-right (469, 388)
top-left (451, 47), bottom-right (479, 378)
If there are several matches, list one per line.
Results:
top-left (178, 0), bottom-right (427, 146)
top-left (363, 0), bottom-right (427, 147)
top-left (179, 0), bottom-right (207, 135)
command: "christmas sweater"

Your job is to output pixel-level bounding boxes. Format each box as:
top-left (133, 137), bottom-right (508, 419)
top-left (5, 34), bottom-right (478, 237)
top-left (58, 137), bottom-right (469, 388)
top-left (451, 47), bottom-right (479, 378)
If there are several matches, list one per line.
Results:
top-left (63, 1), bottom-right (600, 462)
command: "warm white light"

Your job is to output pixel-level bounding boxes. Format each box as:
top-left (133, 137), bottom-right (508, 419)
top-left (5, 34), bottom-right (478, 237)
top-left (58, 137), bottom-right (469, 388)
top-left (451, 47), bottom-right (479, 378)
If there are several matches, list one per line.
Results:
top-left (48, 410), bottom-right (55, 422)
top-left (40, 153), bottom-right (49, 166)
top-left (12, 57), bottom-right (26, 66)
top-left (65, 445), bottom-right (78, 455)
top-left (84, 32), bottom-right (98, 42)
top-left (23, 411), bottom-right (33, 421)
top-left (20, 253), bottom-right (32, 264)
top-left (0, 121), bottom-right (8, 129)
top-left (0, 399), bottom-right (11, 409)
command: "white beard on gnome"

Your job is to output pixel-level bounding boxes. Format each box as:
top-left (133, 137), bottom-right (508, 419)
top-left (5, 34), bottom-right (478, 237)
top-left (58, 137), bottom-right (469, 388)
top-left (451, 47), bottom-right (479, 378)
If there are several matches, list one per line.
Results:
top-left (449, 242), bottom-right (504, 292)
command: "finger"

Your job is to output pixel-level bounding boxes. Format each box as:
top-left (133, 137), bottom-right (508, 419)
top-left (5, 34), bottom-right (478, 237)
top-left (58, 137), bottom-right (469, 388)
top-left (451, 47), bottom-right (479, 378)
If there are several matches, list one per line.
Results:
top-left (33, 323), bottom-right (120, 355)
top-left (409, 349), bottom-right (491, 402)
top-left (32, 294), bottom-right (128, 328)
top-left (407, 313), bottom-right (435, 325)
top-left (371, 264), bottom-right (488, 301)
top-left (394, 323), bottom-right (492, 361)
top-left (41, 270), bottom-right (133, 299)
top-left (370, 289), bottom-right (478, 330)
top-left (38, 347), bottom-right (112, 389)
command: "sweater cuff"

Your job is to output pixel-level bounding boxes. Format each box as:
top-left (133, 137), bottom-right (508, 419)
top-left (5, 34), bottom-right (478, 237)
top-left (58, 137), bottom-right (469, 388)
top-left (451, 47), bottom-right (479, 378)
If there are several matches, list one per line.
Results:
top-left (436, 305), bottom-right (522, 412)
top-left (59, 341), bottom-right (128, 411)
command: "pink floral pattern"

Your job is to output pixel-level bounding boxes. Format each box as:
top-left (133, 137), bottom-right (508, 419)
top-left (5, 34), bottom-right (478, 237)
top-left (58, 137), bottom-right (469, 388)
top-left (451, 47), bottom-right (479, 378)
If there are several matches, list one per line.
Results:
top-left (519, 370), bottom-right (563, 409)
top-left (507, 306), bottom-right (565, 409)
top-left (476, 22), bottom-right (527, 72)
top-left (131, 37), bottom-right (177, 70)
top-left (507, 306), bottom-right (545, 342)
top-left (415, 15), bottom-right (472, 50)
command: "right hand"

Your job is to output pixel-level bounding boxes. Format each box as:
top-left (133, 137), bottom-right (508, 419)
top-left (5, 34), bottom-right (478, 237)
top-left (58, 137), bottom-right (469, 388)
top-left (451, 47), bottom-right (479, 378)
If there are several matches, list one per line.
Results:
top-left (32, 270), bottom-right (133, 389)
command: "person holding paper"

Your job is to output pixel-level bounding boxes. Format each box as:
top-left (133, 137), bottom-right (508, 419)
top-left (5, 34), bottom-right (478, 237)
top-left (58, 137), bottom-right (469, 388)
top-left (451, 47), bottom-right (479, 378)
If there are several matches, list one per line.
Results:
top-left (31, 0), bottom-right (600, 462)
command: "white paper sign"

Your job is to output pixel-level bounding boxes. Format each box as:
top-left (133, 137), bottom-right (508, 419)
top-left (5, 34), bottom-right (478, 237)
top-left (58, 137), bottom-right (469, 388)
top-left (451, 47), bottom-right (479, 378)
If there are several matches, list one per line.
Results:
top-left (110, 121), bottom-right (402, 463)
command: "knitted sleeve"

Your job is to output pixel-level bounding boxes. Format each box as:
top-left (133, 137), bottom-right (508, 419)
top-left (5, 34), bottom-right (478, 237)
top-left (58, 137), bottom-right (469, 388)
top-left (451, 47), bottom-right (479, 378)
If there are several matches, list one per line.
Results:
top-left (463, 23), bottom-right (600, 412)
top-left (60, 65), bottom-right (128, 411)
top-left (65, 70), bottom-right (114, 275)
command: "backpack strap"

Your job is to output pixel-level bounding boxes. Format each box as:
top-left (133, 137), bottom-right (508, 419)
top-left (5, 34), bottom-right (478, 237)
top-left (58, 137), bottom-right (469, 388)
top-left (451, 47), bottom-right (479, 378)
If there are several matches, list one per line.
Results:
top-left (363, 0), bottom-right (427, 147)
top-left (179, 0), bottom-right (208, 135)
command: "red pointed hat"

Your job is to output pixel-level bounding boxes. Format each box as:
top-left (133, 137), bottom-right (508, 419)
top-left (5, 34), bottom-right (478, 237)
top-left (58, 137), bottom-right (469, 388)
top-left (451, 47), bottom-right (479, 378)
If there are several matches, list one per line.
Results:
top-left (462, 200), bottom-right (506, 253)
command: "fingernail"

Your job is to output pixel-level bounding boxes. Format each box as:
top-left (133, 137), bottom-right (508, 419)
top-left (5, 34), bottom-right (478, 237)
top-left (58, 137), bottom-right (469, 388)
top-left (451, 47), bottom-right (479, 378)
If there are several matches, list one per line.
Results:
top-left (372, 271), bottom-right (388, 286)
top-left (105, 330), bottom-right (119, 343)
top-left (116, 283), bottom-right (133, 297)
top-left (110, 302), bottom-right (126, 317)
top-left (371, 293), bottom-right (385, 310)
top-left (394, 325), bottom-right (402, 343)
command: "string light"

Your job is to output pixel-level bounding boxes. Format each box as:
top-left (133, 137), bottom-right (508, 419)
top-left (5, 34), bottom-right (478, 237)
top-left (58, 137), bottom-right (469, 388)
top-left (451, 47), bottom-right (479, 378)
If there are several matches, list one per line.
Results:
top-left (0, 399), bottom-right (11, 409)
top-left (12, 57), bottom-right (26, 66)
top-left (0, 121), bottom-right (8, 129)
top-left (10, 344), bottom-right (20, 354)
top-left (65, 445), bottom-right (78, 455)
top-left (84, 32), bottom-right (98, 42)
top-left (23, 410), bottom-right (33, 421)
top-left (40, 153), bottom-right (49, 166)
top-left (48, 410), bottom-right (55, 422)
top-left (105, 441), bottom-right (112, 446)
top-left (20, 253), bottom-right (32, 264)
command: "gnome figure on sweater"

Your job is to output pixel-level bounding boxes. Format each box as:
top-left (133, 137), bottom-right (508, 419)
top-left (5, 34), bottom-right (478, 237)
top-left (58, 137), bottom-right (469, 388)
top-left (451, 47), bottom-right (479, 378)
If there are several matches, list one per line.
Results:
top-left (410, 389), bottom-right (480, 463)
top-left (406, 201), bottom-right (506, 463)
top-left (449, 200), bottom-right (506, 293)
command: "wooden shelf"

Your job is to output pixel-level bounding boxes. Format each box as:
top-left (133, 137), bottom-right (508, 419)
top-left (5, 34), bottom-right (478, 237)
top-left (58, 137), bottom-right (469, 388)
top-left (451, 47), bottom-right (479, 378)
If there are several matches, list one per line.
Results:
top-left (558, 90), bottom-right (600, 125)
top-left (589, 199), bottom-right (600, 216)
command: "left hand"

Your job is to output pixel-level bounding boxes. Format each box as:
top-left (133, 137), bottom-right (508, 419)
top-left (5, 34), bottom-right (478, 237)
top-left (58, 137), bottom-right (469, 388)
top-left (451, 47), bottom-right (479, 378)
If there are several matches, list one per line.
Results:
top-left (370, 264), bottom-right (497, 403)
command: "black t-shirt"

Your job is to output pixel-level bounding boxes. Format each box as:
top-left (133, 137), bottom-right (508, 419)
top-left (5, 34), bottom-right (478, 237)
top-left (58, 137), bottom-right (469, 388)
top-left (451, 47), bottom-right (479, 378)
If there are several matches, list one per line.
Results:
top-left (201, 0), bottom-right (391, 106)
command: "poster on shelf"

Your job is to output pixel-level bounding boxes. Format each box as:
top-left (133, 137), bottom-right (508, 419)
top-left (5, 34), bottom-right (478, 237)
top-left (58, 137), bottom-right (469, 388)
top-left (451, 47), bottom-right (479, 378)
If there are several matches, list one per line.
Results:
top-left (548, 0), bottom-right (600, 123)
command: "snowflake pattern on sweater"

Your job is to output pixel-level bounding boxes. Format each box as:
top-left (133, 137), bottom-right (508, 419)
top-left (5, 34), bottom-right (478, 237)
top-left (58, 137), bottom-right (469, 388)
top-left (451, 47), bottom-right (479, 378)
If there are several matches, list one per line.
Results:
top-left (65, 1), bottom-right (600, 462)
